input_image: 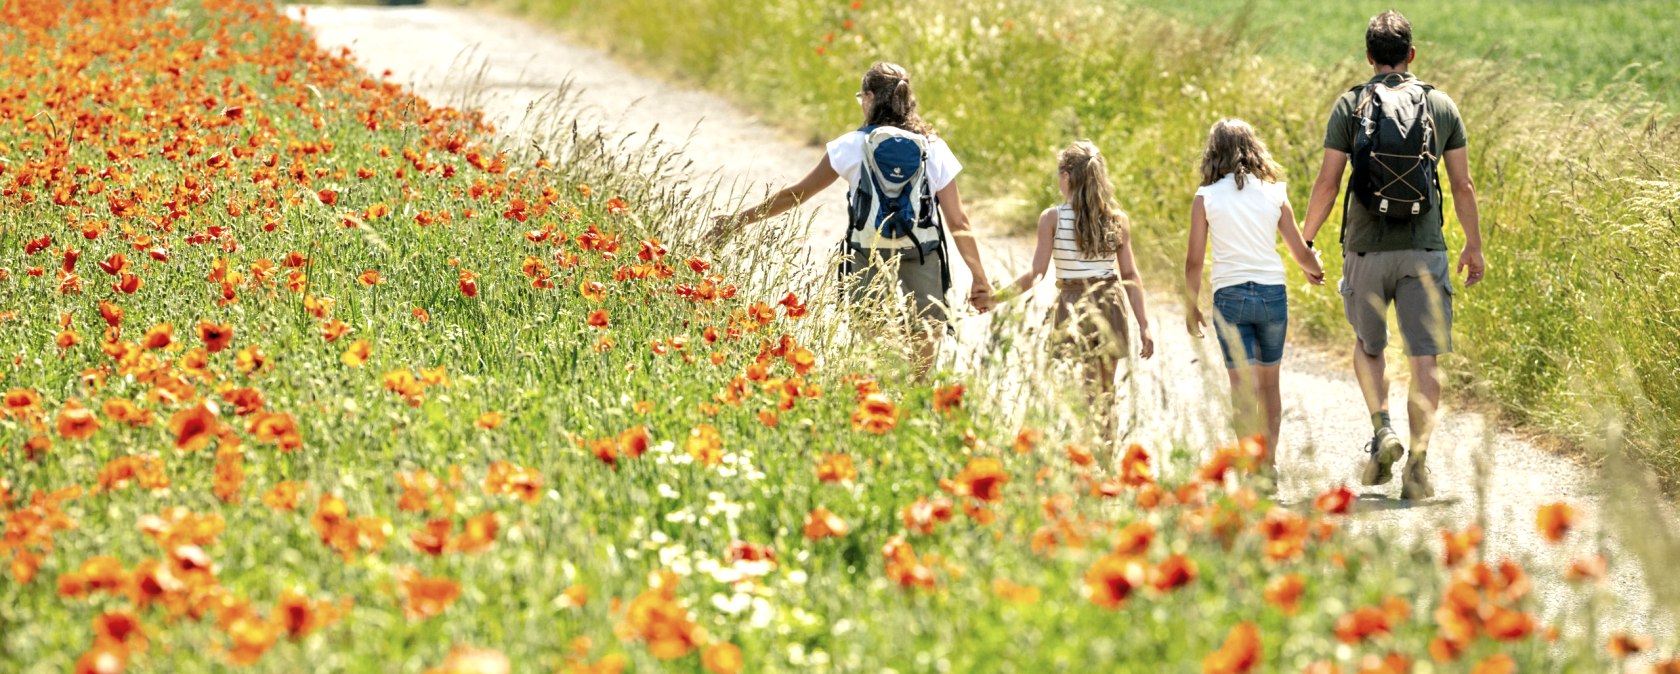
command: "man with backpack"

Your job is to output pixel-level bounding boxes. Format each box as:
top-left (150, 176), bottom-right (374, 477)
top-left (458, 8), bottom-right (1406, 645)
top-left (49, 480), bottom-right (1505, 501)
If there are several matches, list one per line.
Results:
top-left (1301, 10), bottom-right (1487, 500)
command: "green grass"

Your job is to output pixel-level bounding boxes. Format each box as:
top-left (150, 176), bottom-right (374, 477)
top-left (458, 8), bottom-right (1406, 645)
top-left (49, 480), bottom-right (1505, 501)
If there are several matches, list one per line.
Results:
top-left (0, 0), bottom-right (1657, 672)
top-left (1113, 0), bottom-right (1680, 110)
top-left (504, 0), bottom-right (1680, 492)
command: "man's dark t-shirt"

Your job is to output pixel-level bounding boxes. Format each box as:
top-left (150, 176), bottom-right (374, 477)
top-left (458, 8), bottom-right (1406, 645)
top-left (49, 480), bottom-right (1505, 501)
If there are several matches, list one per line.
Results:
top-left (1324, 72), bottom-right (1468, 253)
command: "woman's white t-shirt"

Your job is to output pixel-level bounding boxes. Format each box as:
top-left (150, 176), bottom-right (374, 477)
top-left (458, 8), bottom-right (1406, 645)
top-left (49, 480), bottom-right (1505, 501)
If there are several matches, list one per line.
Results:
top-left (827, 130), bottom-right (962, 247)
top-left (1195, 173), bottom-right (1290, 291)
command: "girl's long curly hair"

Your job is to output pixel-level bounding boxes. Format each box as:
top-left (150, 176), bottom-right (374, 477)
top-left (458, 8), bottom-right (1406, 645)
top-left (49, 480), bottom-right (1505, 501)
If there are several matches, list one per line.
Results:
top-left (1059, 141), bottom-right (1126, 258)
top-left (1199, 118), bottom-right (1284, 189)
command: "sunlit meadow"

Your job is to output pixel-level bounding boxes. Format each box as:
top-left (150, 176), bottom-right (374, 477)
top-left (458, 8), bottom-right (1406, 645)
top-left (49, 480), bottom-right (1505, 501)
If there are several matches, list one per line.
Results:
top-left (0, 1), bottom-right (1673, 673)
top-left (512, 0), bottom-right (1680, 491)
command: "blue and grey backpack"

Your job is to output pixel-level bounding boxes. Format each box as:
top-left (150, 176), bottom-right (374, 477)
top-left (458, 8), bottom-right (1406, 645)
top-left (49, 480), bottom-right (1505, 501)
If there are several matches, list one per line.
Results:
top-left (842, 125), bottom-right (950, 292)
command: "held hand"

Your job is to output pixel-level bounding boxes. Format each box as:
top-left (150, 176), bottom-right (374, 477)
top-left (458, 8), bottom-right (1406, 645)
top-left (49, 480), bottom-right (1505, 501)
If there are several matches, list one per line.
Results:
top-left (1187, 307), bottom-right (1206, 338)
top-left (968, 285), bottom-right (995, 314)
top-left (702, 214), bottom-right (737, 246)
top-left (1457, 245), bottom-right (1487, 288)
top-left (1305, 269), bottom-right (1326, 286)
top-left (1138, 328), bottom-right (1155, 360)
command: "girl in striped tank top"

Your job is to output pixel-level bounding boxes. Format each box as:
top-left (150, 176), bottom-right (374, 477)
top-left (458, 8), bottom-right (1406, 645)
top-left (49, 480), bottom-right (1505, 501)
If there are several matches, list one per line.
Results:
top-left (1010, 141), bottom-right (1154, 442)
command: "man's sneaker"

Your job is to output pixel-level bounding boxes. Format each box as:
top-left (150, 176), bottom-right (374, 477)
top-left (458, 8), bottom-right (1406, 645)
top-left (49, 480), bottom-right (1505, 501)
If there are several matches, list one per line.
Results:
top-left (1401, 459), bottom-right (1435, 500)
top-left (1360, 427), bottom-right (1404, 486)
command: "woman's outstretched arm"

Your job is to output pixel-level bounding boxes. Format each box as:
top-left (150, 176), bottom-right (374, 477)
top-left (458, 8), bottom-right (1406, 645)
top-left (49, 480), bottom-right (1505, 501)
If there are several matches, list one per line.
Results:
top-left (708, 153), bottom-right (839, 240)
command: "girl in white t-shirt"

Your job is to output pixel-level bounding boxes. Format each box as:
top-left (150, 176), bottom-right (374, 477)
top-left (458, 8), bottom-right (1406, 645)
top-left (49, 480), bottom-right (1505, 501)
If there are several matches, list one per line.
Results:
top-left (1184, 119), bottom-right (1324, 480)
top-left (710, 62), bottom-right (994, 373)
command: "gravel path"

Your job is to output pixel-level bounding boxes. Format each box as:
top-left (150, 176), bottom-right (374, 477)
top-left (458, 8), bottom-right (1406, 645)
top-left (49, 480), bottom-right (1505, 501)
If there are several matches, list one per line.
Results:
top-left (294, 4), bottom-right (1672, 643)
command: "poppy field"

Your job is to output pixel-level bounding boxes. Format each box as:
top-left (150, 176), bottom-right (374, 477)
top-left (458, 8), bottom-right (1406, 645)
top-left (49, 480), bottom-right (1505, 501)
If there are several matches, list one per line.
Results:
top-left (0, 1), bottom-right (1671, 672)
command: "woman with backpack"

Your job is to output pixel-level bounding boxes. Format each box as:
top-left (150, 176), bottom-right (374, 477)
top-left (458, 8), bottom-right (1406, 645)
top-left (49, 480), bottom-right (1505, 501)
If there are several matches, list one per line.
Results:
top-left (708, 62), bottom-right (995, 372)
top-left (1183, 119), bottom-right (1326, 482)
top-left (1006, 141), bottom-right (1154, 444)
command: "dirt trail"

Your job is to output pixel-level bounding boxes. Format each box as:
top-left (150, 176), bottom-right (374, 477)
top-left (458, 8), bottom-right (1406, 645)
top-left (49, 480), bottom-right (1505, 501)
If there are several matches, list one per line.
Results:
top-left (295, 5), bottom-right (1670, 641)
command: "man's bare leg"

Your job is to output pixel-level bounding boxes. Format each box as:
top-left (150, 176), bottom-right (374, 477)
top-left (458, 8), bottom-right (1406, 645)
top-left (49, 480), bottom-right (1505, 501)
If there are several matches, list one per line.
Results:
top-left (1402, 354), bottom-right (1441, 499)
top-left (1353, 339), bottom-right (1404, 485)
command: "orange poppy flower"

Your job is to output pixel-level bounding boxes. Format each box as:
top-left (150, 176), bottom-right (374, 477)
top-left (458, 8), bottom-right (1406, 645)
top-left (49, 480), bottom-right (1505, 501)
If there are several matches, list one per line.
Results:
top-left (1084, 552), bottom-right (1144, 609)
top-left (1150, 554), bottom-right (1198, 592)
top-left (341, 339), bottom-right (372, 368)
top-left (1313, 485), bottom-right (1354, 515)
top-left (1263, 574), bottom-right (1304, 614)
top-left (1201, 622), bottom-right (1260, 674)
top-left (815, 453), bottom-right (857, 483)
top-left (685, 424), bottom-right (723, 466)
top-left (1440, 525), bottom-right (1482, 567)
top-left (953, 457), bottom-right (1009, 502)
top-left (617, 426), bottom-right (650, 458)
top-left (991, 578), bottom-right (1041, 604)
top-left (1565, 554), bottom-right (1607, 582)
top-left (802, 507), bottom-right (849, 540)
top-left (932, 384), bottom-right (964, 414)
top-left (141, 323), bottom-right (174, 350)
top-left (1536, 502), bottom-right (1575, 543)
top-left (786, 346), bottom-right (816, 375)
top-left (320, 318), bottom-right (351, 342)
top-left (98, 301), bottom-right (124, 327)
top-left (458, 270), bottom-right (479, 298)
top-left (224, 614), bottom-right (281, 665)
top-left (1607, 632), bottom-right (1653, 658)
top-left (1469, 654), bottom-right (1515, 674)
top-left (57, 404), bottom-right (101, 440)
top-left (235, 345), bottom-right (267, 375)
top-left (701, 643), bottom-right (743, 674)
top-left (263, 482), bottom-right (307, 511)
top-left (1334, 604), bottom-right (1395, 644)
top-left (92, 609), bottom-right (146, 651)
top-left (587, 309), bottom-right (609, 329)
top-left (1112, 520), bottom-right (1155, 555)
top-left (74, 643), bottom-right (127, 674)
top-left (196, 320), bottom-right (233, 353)
top-left (849, 393), bottom-right (897, 433)
top-left (901, 496), bottom-right (954, 535)
top-left (169, 403), bottom-right (220, 452)
top-left (1012, 427), bottom-right (1041, 454)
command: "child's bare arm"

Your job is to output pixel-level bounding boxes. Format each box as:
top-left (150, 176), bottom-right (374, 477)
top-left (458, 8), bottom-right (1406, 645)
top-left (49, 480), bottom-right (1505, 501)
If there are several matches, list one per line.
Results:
top-left (1276, 200), bottom-right (1325, 285)
top-left (1116, 223), bottom-right (1154, 359)
top-left (1184, 196), bottom-right (1210, 336)
top-left (1011, 208), bottom-right (1059, 293)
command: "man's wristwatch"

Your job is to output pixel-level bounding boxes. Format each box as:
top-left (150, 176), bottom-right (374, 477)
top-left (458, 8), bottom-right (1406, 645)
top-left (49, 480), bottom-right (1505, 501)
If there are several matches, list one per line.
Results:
top-left (1306, 239), bottom-right (1315, 249)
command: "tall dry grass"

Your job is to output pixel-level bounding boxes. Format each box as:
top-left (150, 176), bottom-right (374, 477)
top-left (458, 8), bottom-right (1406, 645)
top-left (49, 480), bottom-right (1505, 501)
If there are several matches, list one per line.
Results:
top-left (506, 0), bottom-right (1680, 489)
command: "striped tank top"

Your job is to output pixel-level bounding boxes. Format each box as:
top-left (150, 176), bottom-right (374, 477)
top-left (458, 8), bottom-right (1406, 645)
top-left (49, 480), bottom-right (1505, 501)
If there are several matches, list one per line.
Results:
top-left (1053, 204), bottom-right (1118, 280)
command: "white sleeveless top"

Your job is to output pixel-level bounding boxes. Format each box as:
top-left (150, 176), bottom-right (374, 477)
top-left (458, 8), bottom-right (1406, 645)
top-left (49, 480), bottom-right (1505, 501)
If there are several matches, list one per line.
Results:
top-left (1194, 173), bottom-right (1289, 291)
top-left (1053, 204), bottom-right (1118, 280)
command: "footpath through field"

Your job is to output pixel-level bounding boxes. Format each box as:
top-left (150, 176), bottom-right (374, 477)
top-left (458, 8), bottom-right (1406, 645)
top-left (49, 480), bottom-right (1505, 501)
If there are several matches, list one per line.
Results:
top-left (295, 4), bottom-right (1671, 640)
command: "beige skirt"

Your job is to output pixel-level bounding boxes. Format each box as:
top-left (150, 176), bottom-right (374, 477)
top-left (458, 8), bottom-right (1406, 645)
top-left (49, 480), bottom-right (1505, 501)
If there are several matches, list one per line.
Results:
top-left (1050, 275), bottom-right (1129, 362)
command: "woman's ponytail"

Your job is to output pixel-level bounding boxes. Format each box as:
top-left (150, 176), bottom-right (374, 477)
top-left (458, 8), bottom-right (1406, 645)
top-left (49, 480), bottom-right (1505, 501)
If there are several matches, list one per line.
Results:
top-left (862, 62), bottom-right (933, 136)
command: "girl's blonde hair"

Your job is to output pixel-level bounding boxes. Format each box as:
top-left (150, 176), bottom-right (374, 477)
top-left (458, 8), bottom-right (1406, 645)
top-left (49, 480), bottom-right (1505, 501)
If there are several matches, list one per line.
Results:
top-left (1059, 141), bottom-right (1126, 258)
top-left (862, 62), bottom-right (934, 136)
top-left (1199, 118), bottom-right (1284, 189)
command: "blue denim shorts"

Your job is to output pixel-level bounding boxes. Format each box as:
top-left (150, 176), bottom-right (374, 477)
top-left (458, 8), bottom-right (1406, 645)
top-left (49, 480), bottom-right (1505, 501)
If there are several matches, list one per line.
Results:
top-left (1212, 282), bottom-right (1288, 369)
